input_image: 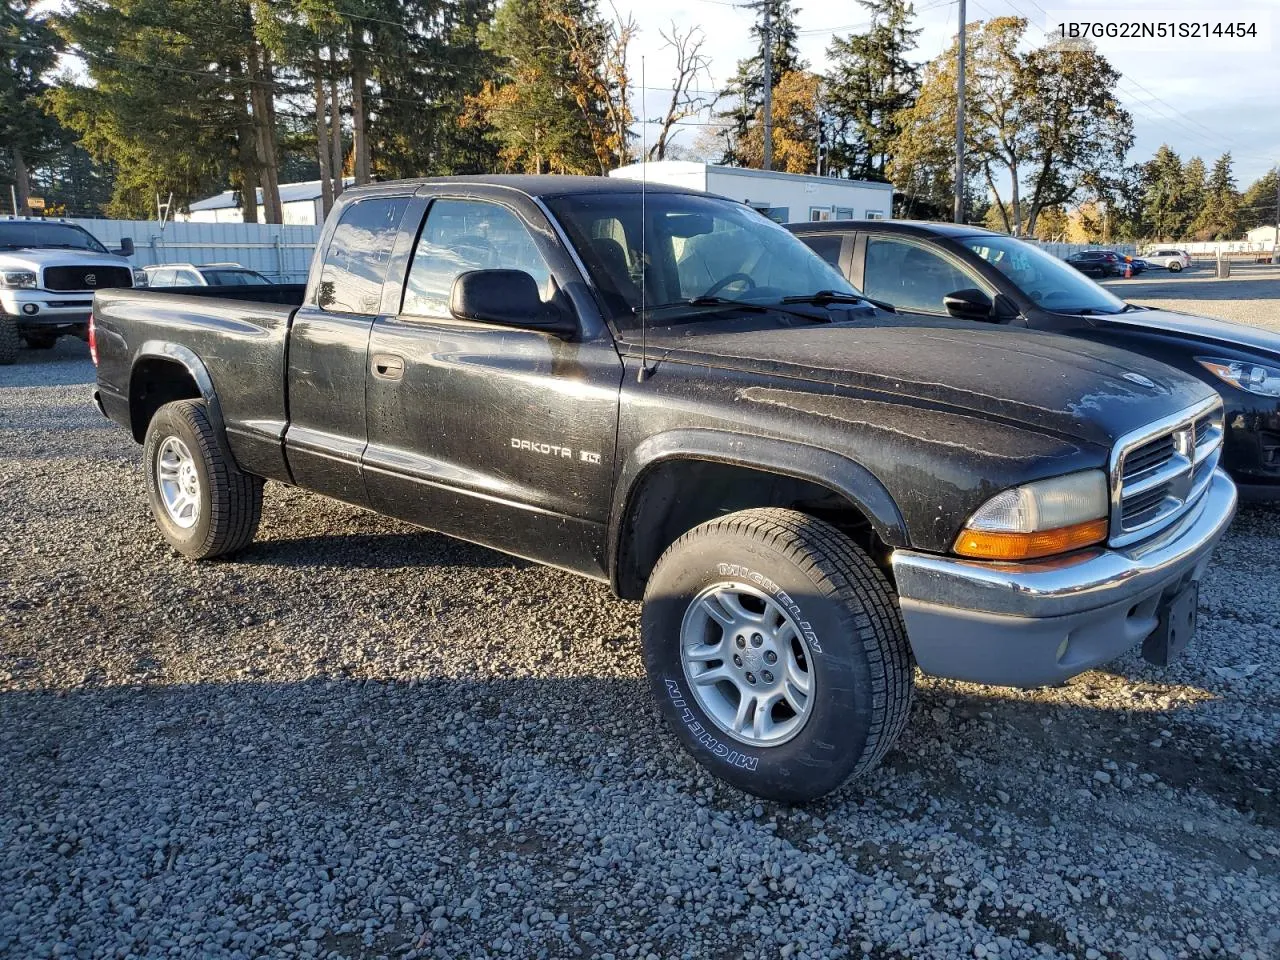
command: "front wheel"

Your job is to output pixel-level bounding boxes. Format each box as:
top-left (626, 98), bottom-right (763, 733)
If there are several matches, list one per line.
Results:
top-left (0, 316), bottom-right (18, 365)
top-left (143, 399), bottom-right (264, 559)
top-left (642, 508), bottom-right (914, 802)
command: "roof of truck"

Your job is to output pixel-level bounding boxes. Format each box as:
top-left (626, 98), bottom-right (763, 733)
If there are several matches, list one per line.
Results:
top-left (342, 174), bottom-right (702, 200)
top-left (787, 219), bottom-right (1000, 238)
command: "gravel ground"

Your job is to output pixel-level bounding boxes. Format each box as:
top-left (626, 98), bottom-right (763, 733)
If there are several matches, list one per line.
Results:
top-left (2, 336), bottom-right (1278, 960)
top-left (1102, 263), bottom-right (1280, 332)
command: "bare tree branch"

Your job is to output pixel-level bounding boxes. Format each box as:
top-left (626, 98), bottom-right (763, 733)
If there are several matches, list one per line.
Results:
top-left (651, 23), bottom-right (717, 161)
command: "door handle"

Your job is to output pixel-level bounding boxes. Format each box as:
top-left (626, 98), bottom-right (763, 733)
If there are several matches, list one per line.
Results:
top-left (371, 353), bottom-right (405, 381)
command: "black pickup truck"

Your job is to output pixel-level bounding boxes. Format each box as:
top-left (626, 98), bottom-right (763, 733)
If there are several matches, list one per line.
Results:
top-left (92, 176), bottom-right (1238, 802)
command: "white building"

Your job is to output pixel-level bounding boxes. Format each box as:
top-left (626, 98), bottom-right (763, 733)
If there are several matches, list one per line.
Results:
top-left (181, 179), bottom-right (353, 225)
top-left (609, 161), bottom-right (894, 224)
top-left (1245, 225), bottom-right (1278, 246)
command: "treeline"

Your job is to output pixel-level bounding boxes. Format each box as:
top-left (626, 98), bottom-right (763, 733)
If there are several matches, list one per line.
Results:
top-left (1, 0), bottom-right (1275, 238)
top-left (2, 0), bottom-right (648, 219)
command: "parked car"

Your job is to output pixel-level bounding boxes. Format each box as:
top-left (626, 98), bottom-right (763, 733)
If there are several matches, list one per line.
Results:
top-left (1064, 249), bottom-right (1130, 278)
top-left (91, 177), bottom-right (1236, 802)
top-left (1122, 254), bottom-right (1149, 275)
top-left (0, 216), bottom-right (143, 362)
top-left (789, 219), bottom-right (1280, 498)
top-left (143, 263), bottom-right (274, 288)
top-left (1146, 248), bottom-right (1194, 272)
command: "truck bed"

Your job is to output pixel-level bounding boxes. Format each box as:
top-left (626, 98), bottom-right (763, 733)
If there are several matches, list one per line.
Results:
top-left (92, 286), bottom-right (306, 482)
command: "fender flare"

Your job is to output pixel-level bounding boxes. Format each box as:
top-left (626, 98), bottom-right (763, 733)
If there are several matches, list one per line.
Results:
top-left (130, 340), bottom-right (238, 468)
top-left (608, 428), bottom-right (909, 594)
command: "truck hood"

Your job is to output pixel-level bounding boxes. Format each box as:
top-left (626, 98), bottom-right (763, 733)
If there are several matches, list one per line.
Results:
top-left (640, 313), bottom-right (1215, 449)
top-left (0, 249), bottom-right (131, 270)
top-left (1103, 308), bottom-right (1280, 360)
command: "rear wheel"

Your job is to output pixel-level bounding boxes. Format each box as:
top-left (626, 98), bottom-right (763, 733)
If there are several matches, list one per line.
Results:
top-left (1169, 261), bottom-right (1183, 273)
top-left (0, 316), bottom-right (18, 365)
top-left (642, 508), bottom-right (914, 802)
top-left (143, 399), bottom-right (264, 559)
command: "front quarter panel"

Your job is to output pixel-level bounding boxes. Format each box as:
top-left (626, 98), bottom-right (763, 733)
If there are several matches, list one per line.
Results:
top-left (616, 358), bottom-right (1107, 555)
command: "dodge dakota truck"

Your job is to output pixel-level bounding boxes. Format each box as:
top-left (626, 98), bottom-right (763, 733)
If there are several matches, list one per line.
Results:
top-left (91, 176), bottom-right (1237, 802)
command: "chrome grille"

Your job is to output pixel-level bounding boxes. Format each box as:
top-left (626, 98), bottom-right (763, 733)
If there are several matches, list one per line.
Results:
top-left (1110, 398), bottom-right (1223, 548)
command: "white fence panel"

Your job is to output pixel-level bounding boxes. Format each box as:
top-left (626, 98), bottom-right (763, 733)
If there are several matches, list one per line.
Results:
top-left (1157, 240), bottom-right (1277, 257)
top-left (67, 219), bottom-right (322, 283)
top-left (1027, 240), bottom-right (1138, 258)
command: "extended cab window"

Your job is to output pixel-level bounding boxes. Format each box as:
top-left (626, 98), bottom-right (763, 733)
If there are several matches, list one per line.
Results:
top-left (402, 199), bottom-right (553, 317)
top-left (318, 196), bottom-right (411, 314)
top-left (863, 236), bottom-right (975, 315)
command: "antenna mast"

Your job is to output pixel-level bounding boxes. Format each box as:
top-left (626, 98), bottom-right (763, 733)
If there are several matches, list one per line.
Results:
top-left (637, 57), bottom-right (652, 382)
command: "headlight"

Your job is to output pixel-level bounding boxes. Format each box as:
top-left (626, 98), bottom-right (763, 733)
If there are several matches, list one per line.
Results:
top-left (1, 271), bottom-right (37, 289)
top-left (1196, 357), bottom-right (1280, 398)
top-left (954, 470), bottom-right (1109, 560)
top-left (132, 269), bottom-right (148, 287)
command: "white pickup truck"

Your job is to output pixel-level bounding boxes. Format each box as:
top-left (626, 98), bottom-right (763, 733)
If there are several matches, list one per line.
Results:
top-left (0, 216), bottom-right (143, 363)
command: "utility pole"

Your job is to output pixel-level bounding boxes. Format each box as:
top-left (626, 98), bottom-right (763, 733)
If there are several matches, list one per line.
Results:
top-left (953, 0), bottom-right (966, 223)
top-left (762, 0), bottom-right (773, 171)
top-left (1273, 164), bottom-right (1279, 264)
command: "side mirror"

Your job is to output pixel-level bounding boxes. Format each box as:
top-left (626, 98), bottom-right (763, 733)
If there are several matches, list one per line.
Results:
top-left (943, 287), bottom-right (994, 320)
top-left (115, 237), bottom-right (135, 257)
top-left (449, 269), bottom-right (575, 336)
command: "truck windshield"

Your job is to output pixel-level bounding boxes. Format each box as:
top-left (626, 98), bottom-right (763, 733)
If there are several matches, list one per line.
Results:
top-left (546, 191), bottom-right (859, 328)
top-left (0, 221), bottom-right (109, 254)
top-left (962, 235), bottom-right (1127, 316)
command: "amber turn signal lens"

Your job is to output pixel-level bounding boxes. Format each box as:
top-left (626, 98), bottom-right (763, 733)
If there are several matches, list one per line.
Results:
top-left (953, 518), bottom-right (1108, 561)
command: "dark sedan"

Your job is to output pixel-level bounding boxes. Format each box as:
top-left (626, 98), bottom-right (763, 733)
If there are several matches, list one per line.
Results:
top-left (788, 219), bottom-right (1280, 498)
top-left (1066, 249), bottom-right (1130, 278)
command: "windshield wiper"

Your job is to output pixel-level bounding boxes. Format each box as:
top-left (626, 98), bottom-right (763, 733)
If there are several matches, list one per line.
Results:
top-left (1119, 303), bottom-right (1146, 312)
top-left (636, 296), bottom-right (767, 315)
top-left (779, 290), bottom-right (895, 312)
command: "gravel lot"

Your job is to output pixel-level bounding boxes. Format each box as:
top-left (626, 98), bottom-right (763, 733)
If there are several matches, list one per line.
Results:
top-left (3, 308), bottom-right (1278, 960)
top-left (1103, 262), bottom-right (1280, 332)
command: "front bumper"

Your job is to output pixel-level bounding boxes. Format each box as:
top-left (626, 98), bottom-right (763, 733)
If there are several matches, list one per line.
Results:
top-left (0, 289), bottom-right (94, 325)
top-left (891, 468), bottom-right (1237, 688)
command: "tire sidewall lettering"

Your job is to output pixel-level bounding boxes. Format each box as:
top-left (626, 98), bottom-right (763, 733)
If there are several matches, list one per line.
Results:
top-left (715, 562), bottom-right (823, 653)
top-left (663, 678), bottom-right (759, 771)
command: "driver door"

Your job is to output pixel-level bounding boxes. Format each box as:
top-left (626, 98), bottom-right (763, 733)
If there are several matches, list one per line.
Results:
top-left (361, 191), bottom-right (624, 578)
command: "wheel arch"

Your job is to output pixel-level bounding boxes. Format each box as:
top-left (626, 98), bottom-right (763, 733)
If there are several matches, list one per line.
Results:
top-left (128, 341), bottom-right (238, 468)
top-left (609, 429), bottom-right (908, 600)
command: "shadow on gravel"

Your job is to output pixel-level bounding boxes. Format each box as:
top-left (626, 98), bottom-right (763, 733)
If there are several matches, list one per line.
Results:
top-left (241, 530), bottom-right (526, 571)
top-left (5, 672), bottom-right (1275, 830)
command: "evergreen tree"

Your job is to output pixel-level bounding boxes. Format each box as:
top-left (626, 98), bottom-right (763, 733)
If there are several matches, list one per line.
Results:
top-left (1191, 152), bottom-right (1240, 240)
top-left (823, 0), bottom-right (920, 182)
top-left (1183, 155), bottom-right (1207, 227)
top-left (1238, 167), bottom-right (1278, 232)
top-left (358, 0), bottom-right (500, 179)
top-left (717, 0), bottom-right (805, 167)
top-left (50, 0), bottom-right (283, 220)
top-left (466, 0), bottom-right (620, 175)
top-left (0, 0), bottom-right (63, 211)
top-left (1139, 144), bottom-right (1190, 240)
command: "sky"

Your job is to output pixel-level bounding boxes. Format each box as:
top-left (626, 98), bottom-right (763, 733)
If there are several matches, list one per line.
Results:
top-left (621, 0), bottom-right (1280, 190)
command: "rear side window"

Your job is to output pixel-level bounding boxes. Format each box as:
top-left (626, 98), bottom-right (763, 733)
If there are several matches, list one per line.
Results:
top-left (318, 196), bottom-right (411, 314)
top-left (798, 234), bottom-right (843, 268)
